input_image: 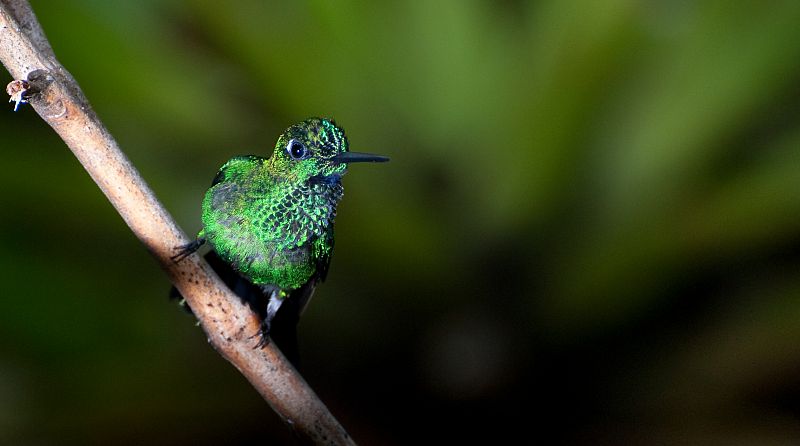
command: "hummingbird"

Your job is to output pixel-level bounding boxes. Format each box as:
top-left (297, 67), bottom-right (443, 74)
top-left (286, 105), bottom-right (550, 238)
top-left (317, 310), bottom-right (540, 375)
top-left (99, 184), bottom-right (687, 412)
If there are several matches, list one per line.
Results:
top-left (172, 118), bottom-right (388, 348)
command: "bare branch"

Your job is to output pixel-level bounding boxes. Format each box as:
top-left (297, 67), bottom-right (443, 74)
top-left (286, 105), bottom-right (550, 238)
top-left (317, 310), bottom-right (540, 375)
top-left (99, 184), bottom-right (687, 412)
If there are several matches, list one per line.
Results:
top-left (0, 2), bottom-right (354, 444)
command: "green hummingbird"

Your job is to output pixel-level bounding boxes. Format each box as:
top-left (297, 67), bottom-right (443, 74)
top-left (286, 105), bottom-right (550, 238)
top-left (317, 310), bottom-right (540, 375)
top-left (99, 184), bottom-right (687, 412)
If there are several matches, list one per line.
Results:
top-left (173, 118), bottom-right (388, 346)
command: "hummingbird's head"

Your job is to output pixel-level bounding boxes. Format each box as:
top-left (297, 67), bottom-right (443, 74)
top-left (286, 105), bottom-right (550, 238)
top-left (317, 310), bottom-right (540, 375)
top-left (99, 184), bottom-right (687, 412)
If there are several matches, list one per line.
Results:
top-left (269, 118), bottom-right (388, 183)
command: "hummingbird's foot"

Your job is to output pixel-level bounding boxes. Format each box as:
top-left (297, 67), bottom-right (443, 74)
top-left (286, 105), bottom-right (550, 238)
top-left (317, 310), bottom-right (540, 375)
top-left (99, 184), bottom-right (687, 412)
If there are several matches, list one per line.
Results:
top-left (171, 238), bottom-right (206, 263)
top-left (250, 324), bottom-right (272, 349)
top-left (250, 286), bottom-right (287, 349)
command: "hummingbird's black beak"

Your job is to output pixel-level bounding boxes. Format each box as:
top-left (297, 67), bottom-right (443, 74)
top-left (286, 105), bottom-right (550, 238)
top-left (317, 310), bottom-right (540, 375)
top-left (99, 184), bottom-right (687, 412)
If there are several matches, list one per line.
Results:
top-left (332, 151), bottom-right (390, 163)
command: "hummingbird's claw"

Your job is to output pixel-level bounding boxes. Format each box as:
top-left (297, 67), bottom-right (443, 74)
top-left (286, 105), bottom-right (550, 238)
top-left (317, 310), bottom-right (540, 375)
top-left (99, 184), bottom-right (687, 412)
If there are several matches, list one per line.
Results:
top-left (249, 324), bottom-right (272, 349)
top-left (171, 238), bottom-right (206, 263)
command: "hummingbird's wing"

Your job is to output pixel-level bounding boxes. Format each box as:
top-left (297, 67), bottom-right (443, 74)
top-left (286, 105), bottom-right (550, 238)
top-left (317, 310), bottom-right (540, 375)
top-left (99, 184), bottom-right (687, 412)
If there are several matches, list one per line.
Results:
top-left (210, 155), bottom-right (265, 187)
top-left (315, 229), bottom-right (334, 284)
top-left (295, 228), bottom-right (334, 317)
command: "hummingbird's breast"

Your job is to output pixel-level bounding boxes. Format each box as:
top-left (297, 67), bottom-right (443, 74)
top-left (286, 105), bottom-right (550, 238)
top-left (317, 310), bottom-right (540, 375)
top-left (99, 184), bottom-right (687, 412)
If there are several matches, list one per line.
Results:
top-left (202, 176), bottom-right (343, 290)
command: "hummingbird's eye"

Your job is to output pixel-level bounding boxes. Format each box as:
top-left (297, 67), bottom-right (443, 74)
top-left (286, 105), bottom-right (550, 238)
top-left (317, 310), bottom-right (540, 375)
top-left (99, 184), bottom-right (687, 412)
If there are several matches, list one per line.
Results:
top-left (287, 140), bottom-right (308, 160)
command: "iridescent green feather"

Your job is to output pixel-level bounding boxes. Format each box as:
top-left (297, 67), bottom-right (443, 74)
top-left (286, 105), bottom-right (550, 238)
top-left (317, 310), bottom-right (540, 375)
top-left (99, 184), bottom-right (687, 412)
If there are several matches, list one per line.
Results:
top-left (200, 118), bottom-right (346, 291)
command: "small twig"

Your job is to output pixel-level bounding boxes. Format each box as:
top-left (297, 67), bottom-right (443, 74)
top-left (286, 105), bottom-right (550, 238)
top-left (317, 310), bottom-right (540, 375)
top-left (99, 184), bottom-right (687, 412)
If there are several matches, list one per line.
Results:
top-left (0, 2), bottom-right (354, 444)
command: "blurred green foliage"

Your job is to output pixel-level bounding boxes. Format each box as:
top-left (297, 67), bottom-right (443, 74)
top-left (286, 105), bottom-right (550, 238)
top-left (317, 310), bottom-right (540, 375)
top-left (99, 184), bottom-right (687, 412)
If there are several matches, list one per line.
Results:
top-left (1, 0), bottom-right (800, 444)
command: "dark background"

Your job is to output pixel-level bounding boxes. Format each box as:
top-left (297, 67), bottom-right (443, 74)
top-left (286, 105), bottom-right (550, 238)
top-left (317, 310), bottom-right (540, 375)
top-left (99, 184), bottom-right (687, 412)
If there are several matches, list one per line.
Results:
top-left (2, 1), bottom-right (800, 444)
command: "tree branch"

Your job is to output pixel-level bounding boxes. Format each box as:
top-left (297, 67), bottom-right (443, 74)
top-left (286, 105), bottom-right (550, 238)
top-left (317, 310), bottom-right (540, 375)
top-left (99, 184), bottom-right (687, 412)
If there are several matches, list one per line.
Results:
top-left (0, 2), bottom-right (354, 444)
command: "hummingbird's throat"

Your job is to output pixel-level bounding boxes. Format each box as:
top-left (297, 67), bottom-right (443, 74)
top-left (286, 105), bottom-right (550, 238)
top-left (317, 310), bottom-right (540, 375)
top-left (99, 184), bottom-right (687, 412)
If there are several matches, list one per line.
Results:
top-left (309, 173), bottom-right (342, 186)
